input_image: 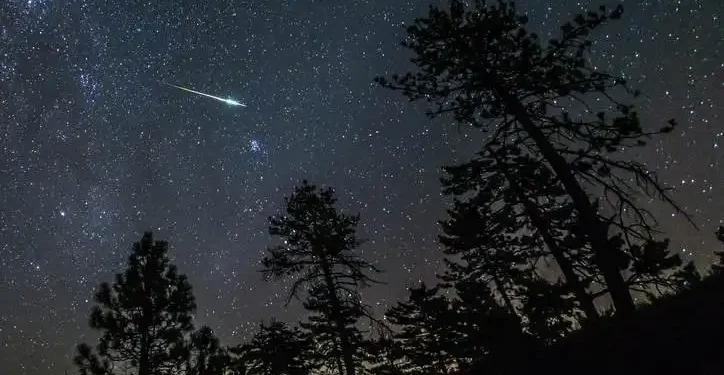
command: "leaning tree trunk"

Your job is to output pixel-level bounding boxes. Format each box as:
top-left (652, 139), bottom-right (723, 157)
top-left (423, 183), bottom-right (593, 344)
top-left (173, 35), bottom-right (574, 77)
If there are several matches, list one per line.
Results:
top-left (493, 148), bottom-right (600, 322)
top-left (494, 85), bottom-right (636, 316)
top-left (490, 273), bottom-right (520, 322)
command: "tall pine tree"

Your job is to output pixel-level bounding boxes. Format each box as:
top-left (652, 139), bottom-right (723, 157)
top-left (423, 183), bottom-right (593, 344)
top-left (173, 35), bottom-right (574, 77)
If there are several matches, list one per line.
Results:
top-left (260, 181), bottom-right (381, 375)
top-left (376, 0), bottom-right (693, 317)
top-left (74, 232), bottom-right (196, 375)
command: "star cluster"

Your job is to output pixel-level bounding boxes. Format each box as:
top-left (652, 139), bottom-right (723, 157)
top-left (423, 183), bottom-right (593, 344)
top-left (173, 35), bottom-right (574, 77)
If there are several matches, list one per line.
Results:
top-left (0, 0), bottom-right (721, 373)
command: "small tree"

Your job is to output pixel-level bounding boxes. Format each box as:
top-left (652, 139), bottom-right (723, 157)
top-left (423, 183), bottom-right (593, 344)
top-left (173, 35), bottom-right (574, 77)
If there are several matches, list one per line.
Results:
top-left (234, 319), bottom-right (312, 375)
top-left (74, 232), bottom-right (196, 375)
top-left (384, 279), bottom-right (532, 374)
top-left (516, 275), bottom-right (578, 344)
top-left (384, 283), bottom-right (457, 374)
top-left (260, 181), bottom-right (382, 375)
top-left (617, 237), bottom-right (700, 298)
top-left (450, 277), bottom-right (534, 373)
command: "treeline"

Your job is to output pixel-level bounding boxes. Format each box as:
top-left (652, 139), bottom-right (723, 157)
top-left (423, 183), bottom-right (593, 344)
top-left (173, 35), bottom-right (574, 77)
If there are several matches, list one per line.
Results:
top-left (72, 1), bottom-right (722, 375)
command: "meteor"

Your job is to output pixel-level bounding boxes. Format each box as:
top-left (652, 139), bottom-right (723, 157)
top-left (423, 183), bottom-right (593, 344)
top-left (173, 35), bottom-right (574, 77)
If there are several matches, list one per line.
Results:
top-left (162, 82), bottom-right (247, 107)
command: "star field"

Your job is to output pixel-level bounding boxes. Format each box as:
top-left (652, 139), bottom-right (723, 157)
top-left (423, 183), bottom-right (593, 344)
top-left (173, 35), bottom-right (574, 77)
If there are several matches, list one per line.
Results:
top-left (0, 1), bottom-right (722, 374)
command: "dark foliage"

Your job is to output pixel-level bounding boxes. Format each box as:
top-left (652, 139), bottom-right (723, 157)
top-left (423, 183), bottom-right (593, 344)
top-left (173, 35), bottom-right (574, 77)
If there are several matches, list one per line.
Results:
top-left (376, 0), bottom-right (694, 317)
top-left (300, 283), bottom-right (370, 374)
top-left (383, 283), bottom-right (457, 374)
top-left (74, 232), bottom-right (197, 375)
top-left (232, 320), bottom-right (312, 375)
top-left (381, 278), bottom-right (534, 375)
top-left (261, 181), bottom-right (382, 375)
top-left (184, 326), bottom-right (231, 375)
top-left (439, 143), bottom-right (596, 332)
top-left (365, 335), bottom-right (405, 375)
top-left (448, 278), bottom-right (535, 373)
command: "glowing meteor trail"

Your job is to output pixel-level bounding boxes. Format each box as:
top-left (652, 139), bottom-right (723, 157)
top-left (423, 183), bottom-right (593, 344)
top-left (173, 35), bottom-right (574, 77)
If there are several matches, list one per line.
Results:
top-left (162, 82), bottom-right (247, 107)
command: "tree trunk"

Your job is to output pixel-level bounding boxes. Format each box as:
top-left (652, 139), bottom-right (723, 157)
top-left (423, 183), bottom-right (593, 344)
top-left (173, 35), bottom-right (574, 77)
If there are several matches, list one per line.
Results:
top-left (139, 256), bottom-right (154, 375)
top-left (320, 258), bottom-right (356, 375)
top-left (495, 85), bottom-right (636, 316)
top-left (491, 274), bottom-right (518, 319)
top-left (493, 148), bottom-right (600, 322)
top-left (519, 193), bottom-right (600, 321)
top-left (138, 330), bottom-right (150, 375)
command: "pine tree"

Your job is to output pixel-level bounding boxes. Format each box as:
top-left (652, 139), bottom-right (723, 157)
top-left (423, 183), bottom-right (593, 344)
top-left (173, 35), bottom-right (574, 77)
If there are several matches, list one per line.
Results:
top-left (384, 279), bottom-right (532, 375)
top-left (376, 0), bottom-right (693, 317)
top-left (516, 275), bottom-right (578, 344)
top-left (614, 236), bottom-right (700, 299)
top-left (383, 283), bottom-right (457, 374)
top-left (74, 232), bottom-right (196, 375)
top-left (439, 143), bottom-right (598, 323)
top-left (439, 142), bottom-right (597, 339)
top-left (440, 143), bottom-right (698, 326)
top-left (450, 277), bottom-right (534, 374)
top-left (260, 181), bottom-right (381, 375)
top-left (234, 319), bottom-right (311, 375)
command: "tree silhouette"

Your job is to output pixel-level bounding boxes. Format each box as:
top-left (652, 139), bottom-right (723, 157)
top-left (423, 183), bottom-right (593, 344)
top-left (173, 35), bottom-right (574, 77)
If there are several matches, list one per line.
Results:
top-left (439, 143), bottom-right (698, 336)
top-left (74, 232), bottom-right (196, 375)
top-left (233, 319), bottom-right (311, 375)
top-left (300, 283), bottom-right (369, 375)
top-left (376, 0), bottom-right (693, 317)
top-left (260, 181), bottom-right (381, 375)
top-left (383, 279), bottom-right (533, 374)
top-left (449, 277), bottom-right (534, 374)
top-left (516, 275), bottom-right (579, 344)
top-left (383, 283), bottom-right (457, 374)
top-left (616, 236), bottom-right (699, 299)
top-left (439, 144), bottom-right (592, 341)
top-left (440, 143), bottom-right (599, 322)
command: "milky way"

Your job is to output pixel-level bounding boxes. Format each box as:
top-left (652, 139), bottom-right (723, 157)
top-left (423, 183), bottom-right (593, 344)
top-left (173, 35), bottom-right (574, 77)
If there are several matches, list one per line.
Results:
top-left (0, 1), bottom-right (722, 374)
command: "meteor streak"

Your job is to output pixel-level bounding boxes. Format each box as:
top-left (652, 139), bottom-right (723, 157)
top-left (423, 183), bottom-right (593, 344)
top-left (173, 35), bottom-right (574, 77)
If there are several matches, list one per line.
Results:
top-left (162, 82), bottom-right (247, 107)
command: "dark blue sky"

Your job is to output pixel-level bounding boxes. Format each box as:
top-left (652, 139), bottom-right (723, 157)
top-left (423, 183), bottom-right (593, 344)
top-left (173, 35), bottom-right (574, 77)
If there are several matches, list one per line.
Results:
top-left (0, 0), bottom-right (722, 373)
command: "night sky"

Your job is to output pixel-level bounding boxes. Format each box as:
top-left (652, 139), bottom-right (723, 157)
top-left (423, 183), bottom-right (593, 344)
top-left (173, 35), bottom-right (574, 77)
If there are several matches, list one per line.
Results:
top-left (0, 0), bottom-right (722, 373)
